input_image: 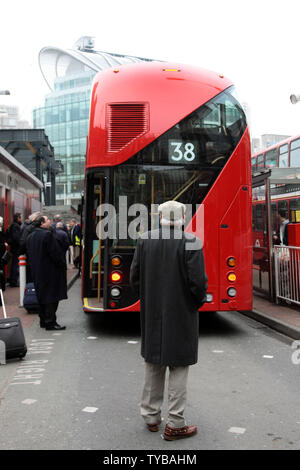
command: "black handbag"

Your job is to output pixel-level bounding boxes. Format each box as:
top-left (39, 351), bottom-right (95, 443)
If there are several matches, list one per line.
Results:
top-left (1, 251), bottom-right (11, 265)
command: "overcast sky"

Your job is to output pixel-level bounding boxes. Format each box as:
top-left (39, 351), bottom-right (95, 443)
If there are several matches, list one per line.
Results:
top-left (1, 0), bottom-right (300, 140)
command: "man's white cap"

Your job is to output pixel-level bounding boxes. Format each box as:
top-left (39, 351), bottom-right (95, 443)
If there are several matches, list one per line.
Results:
top-left (158, 200), bottom-right (186, 226)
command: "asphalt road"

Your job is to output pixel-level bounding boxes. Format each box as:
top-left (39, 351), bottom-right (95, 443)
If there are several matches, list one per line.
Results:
top-left (0, 279), bottom-right (299, 451)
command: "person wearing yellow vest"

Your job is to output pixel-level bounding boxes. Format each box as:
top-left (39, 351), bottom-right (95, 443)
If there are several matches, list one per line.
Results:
top-left (69, 219), bottom-right (81, 269)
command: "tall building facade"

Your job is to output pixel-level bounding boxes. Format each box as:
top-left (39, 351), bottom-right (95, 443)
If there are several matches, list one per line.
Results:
top-left (33, 72), bottom-right (92, 205)
top-left (33, 37), bottom-right (151, 206)
top-left (0, 105), bottom-right (31, 129)
top-left (251, 133), bottom-right (292, 154)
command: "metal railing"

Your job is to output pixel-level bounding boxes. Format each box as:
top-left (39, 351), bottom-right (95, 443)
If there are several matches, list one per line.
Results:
top-left (274, 245), bottom-right (300, 306)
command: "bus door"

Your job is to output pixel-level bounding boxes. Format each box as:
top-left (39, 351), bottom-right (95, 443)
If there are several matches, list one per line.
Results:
top-left (252, 171), bottom-right (274, 299)
top-left (84, 171), bottom-right (108, 307)
top-left (253, 200), bottom-right (269, 293)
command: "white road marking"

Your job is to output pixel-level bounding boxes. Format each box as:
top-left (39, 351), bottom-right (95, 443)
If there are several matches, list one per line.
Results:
top-left (82, 407), bottom-right (98, 413)
top-left (22, 399), bottom-right (37, 405)
top-left (9, 346), bottom-right (53, 386)
top-left (263, 355), bottom-right (274, 359)
top-left (128, 341), bottom-right (138, 344)
top-left (213, 350), bottom-right (224, 353)
top-left (87, 337), bottom-right (98, 340)
top-left (228, 427), bottom-right (246, 434)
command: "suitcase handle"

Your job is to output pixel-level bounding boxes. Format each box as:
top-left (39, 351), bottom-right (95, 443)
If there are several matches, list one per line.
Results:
top-left (0, 289), bottom-right (7, 319)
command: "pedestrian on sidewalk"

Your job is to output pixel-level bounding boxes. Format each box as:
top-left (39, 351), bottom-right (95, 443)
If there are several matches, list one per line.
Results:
top-left (6, 213), bottom-right (22, 287)
top-left (26, 216), bottom-right (67, 331)
top-left (55, 222), bottom-right (70, 254)
top-left (52, 214), bottom-right (68, 234)
top-left (277, 210), bottom-right (290, 246)
top-left (69, 219), bottom-right (81, 268)
top-left (19, 211), bottom-right (43, 283)
top-left (130, 200), bottom-right (207, 441)
top-left (0, 216), bottom-right (7, 297)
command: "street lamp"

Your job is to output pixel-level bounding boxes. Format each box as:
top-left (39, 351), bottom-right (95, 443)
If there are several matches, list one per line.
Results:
top-left (290, 94), bottom-right (300, 104)
top-left (0, 90), bottom-right (10, 95)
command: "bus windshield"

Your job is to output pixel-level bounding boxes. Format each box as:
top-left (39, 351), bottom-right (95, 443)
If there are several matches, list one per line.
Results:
top-left (110, 86), bottom-right (247, 248)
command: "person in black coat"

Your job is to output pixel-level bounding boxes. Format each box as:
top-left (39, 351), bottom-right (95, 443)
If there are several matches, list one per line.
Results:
top-left (6, 213), bottom-right (22, 287)
top-left (26, 216), bottom-right (67, 331)
top-left (55, 222), bottom-right (70, 254)
top-left (130, 200), bottom-right (207, 441)
top-left (0, 216), bottom-right (7, 294)
top-left (19, 211), bottom-right (43, 283)
top-left (19, 212), bottom-right (43, 255)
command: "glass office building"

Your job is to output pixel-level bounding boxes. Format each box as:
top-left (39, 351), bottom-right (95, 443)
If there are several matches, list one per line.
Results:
top-left (34, 37), bottom-right (150, 206)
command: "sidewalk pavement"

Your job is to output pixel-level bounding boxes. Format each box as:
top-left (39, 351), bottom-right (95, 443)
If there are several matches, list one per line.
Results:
top-left (0, 267), bottom-right (80, 328)
top-left (241, 294), bottom-right (300, 340)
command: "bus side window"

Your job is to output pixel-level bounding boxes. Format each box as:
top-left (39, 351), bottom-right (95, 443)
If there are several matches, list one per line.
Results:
top-left (256, 154), bottom-right (264, 170)
top-left (271, 203), bottom-right (277, 234)
top-left (289, 197), bottom-right (300, 222)
top-left (290, 139), bottom-right (300, 167)
top-left (265, 148), bottom-right (277, 168)
top-left (278, 200), bottom-right (288, 219)
top-left (256, 204), bottom-right (263, 231)
top-left (279, 144), bottom-right (288, 168)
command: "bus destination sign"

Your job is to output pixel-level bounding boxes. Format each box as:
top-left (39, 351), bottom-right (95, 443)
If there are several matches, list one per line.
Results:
top-left (168, 140), bottom-right (199, 164)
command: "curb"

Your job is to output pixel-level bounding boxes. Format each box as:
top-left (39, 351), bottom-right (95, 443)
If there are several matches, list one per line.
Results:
top-left (67, 271), bottom-right (80, 290)
top-left (240, 309), bottom-right (300, 340)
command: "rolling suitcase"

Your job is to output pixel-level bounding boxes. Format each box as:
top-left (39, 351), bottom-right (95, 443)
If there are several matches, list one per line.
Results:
top-left (0, 289), bottom-right (27, 361)
top-left (23, 282), bottom-right (39, 313)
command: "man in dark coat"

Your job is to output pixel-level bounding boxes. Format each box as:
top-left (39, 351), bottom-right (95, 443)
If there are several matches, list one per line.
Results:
top-left (130, 200), bottom-right (207, 441)
top-left (19, 211), bottom-right (42, 283)
top-left (19, 212), bottom-right (43, 255)
top-left (26, 216), bottom-right (67, 330)
top-left (55, 222), bottom-right (70, 254)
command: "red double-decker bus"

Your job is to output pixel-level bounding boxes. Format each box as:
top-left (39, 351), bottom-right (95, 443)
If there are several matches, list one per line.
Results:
top-left (82, 61), bottom-right (252, 313)
top-left (252, 134), bottom-right (300, 171)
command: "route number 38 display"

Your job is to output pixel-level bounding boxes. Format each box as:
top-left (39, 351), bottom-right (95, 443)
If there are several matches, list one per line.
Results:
top-left (168, 140), bottom-right (199, 163)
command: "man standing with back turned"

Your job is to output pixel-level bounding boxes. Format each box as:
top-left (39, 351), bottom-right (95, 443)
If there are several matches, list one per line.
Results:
top-left (130, 200), bottom-right (207, 441)
top-left (26, 216), bottom-right (67, 330)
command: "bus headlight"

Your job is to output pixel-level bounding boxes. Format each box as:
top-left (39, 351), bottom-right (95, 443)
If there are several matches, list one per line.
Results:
top-left (206, 293), bottom-right (213, 303)
top-left (227, 287), bottom-right (237, 297)
top-left (111, 287), bottom-right (121, 298)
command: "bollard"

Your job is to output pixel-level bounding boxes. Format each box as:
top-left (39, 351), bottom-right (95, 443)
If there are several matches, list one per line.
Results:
top-left (19, 255), bottom-right (27, 307)
top-left (66, 249), bottom-right (70, 267)
top-left (70, 245), bottom-right (74, 266)
top-left (0, 340), bottom-right (6, 365)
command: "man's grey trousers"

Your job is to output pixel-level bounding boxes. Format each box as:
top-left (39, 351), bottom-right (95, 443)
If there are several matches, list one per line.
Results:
top-left (140, 362), bottom-right (189, 428)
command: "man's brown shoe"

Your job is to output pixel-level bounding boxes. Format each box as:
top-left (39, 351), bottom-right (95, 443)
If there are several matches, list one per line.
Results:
top-left (163, 424), bottom-right (197, 441)
top-left (146, 419), bottom-right (162, 432)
